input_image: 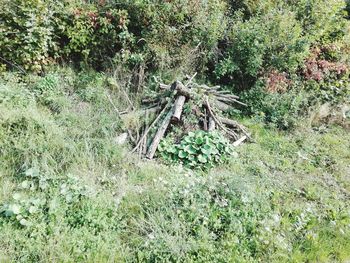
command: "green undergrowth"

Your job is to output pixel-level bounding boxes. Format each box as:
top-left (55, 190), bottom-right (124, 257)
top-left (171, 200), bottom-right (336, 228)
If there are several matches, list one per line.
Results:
top-left (0, 69), bottom-right (350, 262)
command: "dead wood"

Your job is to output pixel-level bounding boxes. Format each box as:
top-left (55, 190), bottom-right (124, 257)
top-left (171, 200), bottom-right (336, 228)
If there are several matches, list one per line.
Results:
top-left (146, 106), bottom-right (174, 159)
top-left (172, 81), bottom-right (191, 98)
top-left (208, 117), bottom-right (216, 131)
top-left (205, 97), bottom-right (239, 140)
top-left (130, 77), bottom-right (251, 158)
top-left (214, 100), bottom-right (231, 111)
top-left (203, 109), bottom-right (208, 131)
top-left (132, 102), bottom-right (170, 153)
top-left (185, 72), bottom-right (197, 86)
top-left (233, 136), bottom-right (247, 147)
top-left (217, 96), bottom-right (247, 107)
top-left (218, 117), bottom-right (251, 140)
top-left (172, 95), bottom-right (186, 122)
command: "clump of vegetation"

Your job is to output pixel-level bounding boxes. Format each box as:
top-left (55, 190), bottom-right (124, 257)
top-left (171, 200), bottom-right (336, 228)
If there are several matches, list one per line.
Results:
top-left (0, 0), bottom-right (350, 261)
top-left (0, 69), bottom-right (350, 262)
top-left (158, 131), bottom-right (234, 169)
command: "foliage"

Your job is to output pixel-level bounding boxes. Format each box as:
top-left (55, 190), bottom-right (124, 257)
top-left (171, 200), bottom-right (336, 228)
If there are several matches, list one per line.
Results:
top-left (215, 9), bottom-right (309, 90)
top-left (106, 0), bottom-right (227, 76)
top-left (0, 0), bottom-right (58, 72)
top-left (291, 0), bottom-right (348, 44)
top-left (1, 69), bottom-right (350, 262)
top-left (215, 0), bottom-right (350, 91)
top-left (158, 131), bottom-right (235, 169)
top-left (241, 81), bottom-right (310, 130)
top-left (56, 2), bottom-right (132, 67)
top-left (0, 0), bottom-right (226, 74)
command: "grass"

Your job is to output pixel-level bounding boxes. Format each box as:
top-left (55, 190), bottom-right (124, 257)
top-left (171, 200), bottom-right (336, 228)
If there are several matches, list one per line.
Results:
top-left (0, 68), bottom-right (349, 262)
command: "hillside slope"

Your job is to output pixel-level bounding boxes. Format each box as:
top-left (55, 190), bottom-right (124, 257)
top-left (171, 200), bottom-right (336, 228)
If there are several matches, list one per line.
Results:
top-left (1, 69), bottom-right (349, 262)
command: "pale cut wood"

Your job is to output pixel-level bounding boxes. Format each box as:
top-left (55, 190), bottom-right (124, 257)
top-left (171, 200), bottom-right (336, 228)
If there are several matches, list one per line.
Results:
top-left (131, 103), bottom-right (170, 153)
top-left (172, 95), bottom-right (186, 122)
top-left (208, 117), bottom-right (216, 131)
top-left (233, 136), bottom-right (247, 147)
top-left (203, 109), bottom-right (208, 131)
top-left (146, 107), bottom-right (174, 159)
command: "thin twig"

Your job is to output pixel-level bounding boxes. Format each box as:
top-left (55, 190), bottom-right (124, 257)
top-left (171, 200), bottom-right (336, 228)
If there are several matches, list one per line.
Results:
top-left (112, 74), bottom-right (135, 111)
top-left (106, 93), bottom-right (122, 118)
top-left (0, 56), bottom-right (26, 74)
top-left (185, 72), bottom-right (197, 87)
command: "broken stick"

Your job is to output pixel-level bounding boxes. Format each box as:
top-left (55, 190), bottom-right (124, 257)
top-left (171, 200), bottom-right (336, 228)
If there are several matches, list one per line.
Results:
top-left (146, 106), bottom-right (174, 159)
top-left (131, 102), bottom-right (170, 153)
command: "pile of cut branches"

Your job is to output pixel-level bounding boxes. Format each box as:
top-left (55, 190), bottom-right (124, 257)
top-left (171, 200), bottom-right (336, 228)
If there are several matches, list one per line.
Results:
top-left (129, 75), bottom-right (251, 159)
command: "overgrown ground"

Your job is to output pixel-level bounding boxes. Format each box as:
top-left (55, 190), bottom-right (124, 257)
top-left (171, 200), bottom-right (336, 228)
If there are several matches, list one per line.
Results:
top-left (0, 69), bottom-right (350, 262)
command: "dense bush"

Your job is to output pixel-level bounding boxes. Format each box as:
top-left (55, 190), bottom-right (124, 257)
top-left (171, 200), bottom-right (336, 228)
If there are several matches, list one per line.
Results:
top-left (0, 0), bottom-right (226, 74)
top-left (214, 0), bottom-right (349, 90)
top-left (0, 0), bottom-right (58, 72)
top-left (215, 10), bottom-right (308, 90)
top-left (118, 0), bottom-right (227, 73)
top-left (240, 80), bottom-right (309, 130)
top-left (56, 2), bottom-right (132, 68)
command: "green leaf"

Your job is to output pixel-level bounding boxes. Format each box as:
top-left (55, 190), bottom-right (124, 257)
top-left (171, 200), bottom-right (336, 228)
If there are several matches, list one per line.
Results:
top-left (7, 204), bottom-right (21, 216)
top-left (29, 206), bottom-right (38, 214)
top-left (21, 180), bottom-right (30, 189)
top-left (19, 218), bottom-right (30, 226)
top-left (195, 137), bottom-right (204, 145)
top-left (184, 145), bottom-right (197, 154)
top-left (198, 154), bottom-right (207, 163)
top-left (188, 132), bottom-right (195, 137)
top-left (201, 148), bottom-right (211, 155)
top-left (178, 150), bottom-right (188, 158)
top-left (13, 193), bottom-right (21, 200)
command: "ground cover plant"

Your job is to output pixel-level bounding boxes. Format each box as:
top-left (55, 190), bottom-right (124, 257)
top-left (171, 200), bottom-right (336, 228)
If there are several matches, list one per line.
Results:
top-left (0, 0), bottom-right (350, 262)
top-left (0, 69), bottom-right (349, 262)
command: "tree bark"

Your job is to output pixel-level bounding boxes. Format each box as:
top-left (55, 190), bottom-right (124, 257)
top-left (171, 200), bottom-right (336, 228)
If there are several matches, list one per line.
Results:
top-left (208, 117), bottom-right (216, 131)
top-left (146, 107), bottom-right (174, 159)
top-left (214, 100), bottom-right (231, 111)
top-left (172, 95), bottom-right (186, 122)
top-left (171, 81), bottom-right (191, 98)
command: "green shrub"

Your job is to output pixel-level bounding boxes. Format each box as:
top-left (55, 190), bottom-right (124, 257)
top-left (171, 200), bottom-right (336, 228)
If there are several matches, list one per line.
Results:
top-left (158, 130), bottom-right (235, 169)
top-left (215, 9), bottom-right (309, 90)
top-left (215, 0), bottom-right (349, 91)
top-left (241, 81), bottom-right (310, 129)
top-left (0, 0), bottom-right (58, 72)
top-left (291, 0), bottom-right (348, 44)
top-left (113, 0), bottom-right (227, 75)
top-left (56, 2), bottom-right (132, 67)
top-left (0, 0), bottom-right (227, 74)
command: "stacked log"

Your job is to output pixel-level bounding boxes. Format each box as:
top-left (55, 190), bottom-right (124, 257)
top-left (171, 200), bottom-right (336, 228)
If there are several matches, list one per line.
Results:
top-left (130, 76), bottom-right (251, 159)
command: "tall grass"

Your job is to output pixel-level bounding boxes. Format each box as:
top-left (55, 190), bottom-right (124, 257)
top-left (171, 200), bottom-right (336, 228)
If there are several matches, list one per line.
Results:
top-left (0, 68), bottom-right (349, 262)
